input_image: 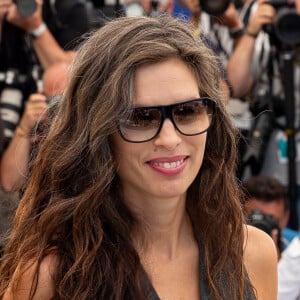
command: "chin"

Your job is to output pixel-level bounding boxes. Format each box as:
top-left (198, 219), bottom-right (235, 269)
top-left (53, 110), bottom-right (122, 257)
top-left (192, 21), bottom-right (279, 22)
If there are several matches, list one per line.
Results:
top-left (154, 182), bottom-right (190, 199)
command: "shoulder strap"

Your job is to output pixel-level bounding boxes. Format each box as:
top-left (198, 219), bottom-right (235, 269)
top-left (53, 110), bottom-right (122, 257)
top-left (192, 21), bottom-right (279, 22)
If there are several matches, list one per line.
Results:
top-left (239, 0), bottom-right (256, 26)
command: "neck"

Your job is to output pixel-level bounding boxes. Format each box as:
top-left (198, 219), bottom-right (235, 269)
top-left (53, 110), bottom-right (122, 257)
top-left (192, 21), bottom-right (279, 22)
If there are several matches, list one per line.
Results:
top-left (128, 194), bottom-right (195, 261)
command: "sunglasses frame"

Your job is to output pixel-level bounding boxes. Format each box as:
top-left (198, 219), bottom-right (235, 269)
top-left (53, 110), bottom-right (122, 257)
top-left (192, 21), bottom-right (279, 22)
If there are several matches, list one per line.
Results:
top-left (117, 97), bottom-right (217, 143)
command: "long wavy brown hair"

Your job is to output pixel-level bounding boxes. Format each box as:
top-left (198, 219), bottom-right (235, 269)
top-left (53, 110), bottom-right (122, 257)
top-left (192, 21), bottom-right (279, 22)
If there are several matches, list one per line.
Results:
top-left (0, 15), bottom-right (249, 299)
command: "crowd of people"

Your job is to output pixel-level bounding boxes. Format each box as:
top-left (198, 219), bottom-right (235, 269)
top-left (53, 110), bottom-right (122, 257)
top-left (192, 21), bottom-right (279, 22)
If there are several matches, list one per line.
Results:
top-left (0, 0), bottom-right (299, 299)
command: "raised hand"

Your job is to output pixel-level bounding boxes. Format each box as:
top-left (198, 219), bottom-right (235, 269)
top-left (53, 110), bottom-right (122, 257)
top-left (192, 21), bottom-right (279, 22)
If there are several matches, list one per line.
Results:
top-left (246, 0), bottom-right (276, 36)
top-left (18, 93), bottom-right (48, 135)
top-left (5, 0), bottom-right (44, 31)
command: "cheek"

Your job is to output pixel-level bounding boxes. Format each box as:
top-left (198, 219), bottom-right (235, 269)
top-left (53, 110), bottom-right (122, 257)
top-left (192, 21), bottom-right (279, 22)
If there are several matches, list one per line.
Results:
top-left (113, 147), bottom-right (133, 180)
top-left (111, 134), bottom-right (143, 173)
top-left (111, 134), bottom-right (128, 168)
top-left (193, 133), bottom-right (207, 155)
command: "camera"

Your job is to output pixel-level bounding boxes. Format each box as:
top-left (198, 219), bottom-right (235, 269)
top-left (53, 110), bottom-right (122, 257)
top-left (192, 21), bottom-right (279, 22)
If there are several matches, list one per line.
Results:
top-left (264, 0), bottom-right (300, 48)
top-left (242, 111), bottom-right (274, 174)
top-left (199, 0), bottom-right (231, 16)
top-left (247, 209), bottom-right (282, 251)
top-left (15, 0), bottom-right (37, 17)
top-left (0, 69), bottom-right (31, 142)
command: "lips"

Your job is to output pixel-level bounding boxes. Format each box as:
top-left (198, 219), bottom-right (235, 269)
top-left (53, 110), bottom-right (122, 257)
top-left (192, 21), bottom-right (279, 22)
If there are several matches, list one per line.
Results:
top-left (147, 156), bottom-right (188, 175)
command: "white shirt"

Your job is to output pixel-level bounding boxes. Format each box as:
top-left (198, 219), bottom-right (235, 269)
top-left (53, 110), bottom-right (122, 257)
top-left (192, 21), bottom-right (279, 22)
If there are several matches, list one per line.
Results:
top-left (278, 236), bottom-right (300, 300)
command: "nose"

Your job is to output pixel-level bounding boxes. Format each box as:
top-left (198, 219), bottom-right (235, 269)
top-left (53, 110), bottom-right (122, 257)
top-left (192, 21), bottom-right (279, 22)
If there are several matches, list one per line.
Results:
top-left (153, 119), bottom-right (182, 150)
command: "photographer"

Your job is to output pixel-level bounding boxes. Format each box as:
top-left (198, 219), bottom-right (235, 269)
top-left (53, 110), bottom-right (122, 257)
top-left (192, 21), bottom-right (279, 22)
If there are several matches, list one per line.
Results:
top-left (226, 0), bottom-right (276, 97)
top-left (243, 175), bottom-right (300, 257)
top-left (0, 0), bottom-right (101, 257)
top-left (0, 0), bottom-right (99, 151)
top-left (185, 0), bottom-right (244, 61)
top-left (0, 0), bottom-right (104, 159)
top-left (2, 0), bottom-right (82, 69)
top-left (226, 0), bottom-right (300, 226)
top-left (0, 61), bottom-right (69, 258)
top-left (0, 61), bottom-right (69, 192)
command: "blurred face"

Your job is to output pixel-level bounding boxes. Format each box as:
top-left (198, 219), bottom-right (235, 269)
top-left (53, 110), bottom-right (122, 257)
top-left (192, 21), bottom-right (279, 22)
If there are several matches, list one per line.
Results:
top-left (112, 58), bottom-right (208, 205)
top-left (245, 199), bottom-right (289, 229)
top-left (185, 0), bottom-right (201, 14)
top-left (43, 62), bottom-right (69, 98)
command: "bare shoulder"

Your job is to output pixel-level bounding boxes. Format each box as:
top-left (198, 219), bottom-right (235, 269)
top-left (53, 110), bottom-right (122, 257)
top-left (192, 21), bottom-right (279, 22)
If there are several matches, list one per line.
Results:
top-left (243, 224), bottom-right (278, 300)
top-left (3, 255), bottom-right (58, 300)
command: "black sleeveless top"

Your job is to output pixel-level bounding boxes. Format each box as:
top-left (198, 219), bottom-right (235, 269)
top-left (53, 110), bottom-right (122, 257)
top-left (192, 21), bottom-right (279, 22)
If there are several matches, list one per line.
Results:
top-left (143, 241), bottom-right (256, 300)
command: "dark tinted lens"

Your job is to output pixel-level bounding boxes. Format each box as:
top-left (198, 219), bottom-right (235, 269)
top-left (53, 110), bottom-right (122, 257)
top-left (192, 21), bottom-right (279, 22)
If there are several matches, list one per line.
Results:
top-left (172, 99), bottom-right (213, 135)
top-left (119, 108), bottom-right (161, 142)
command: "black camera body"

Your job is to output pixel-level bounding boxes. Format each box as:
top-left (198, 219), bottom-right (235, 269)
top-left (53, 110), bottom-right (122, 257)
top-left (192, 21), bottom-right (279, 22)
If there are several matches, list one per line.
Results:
top-left (265, 0), bottom-right (300, 48)
top-left (0, 69), bottom-right (36, 97)
top-left (0, 69), bottom-right (28, 88)
top-left (247, 209), bottom-right (283, 251)
top-left (15, 0), bottom-right (37, 17)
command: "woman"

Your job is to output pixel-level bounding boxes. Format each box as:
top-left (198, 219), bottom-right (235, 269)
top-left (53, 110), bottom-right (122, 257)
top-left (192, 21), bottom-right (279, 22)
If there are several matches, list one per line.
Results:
top-left (0, 15), bottom-right (277, 299)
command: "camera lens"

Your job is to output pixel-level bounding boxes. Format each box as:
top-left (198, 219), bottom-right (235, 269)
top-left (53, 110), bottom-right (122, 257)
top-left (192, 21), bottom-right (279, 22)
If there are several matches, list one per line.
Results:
top-left (274, 8), bottom-right (300, 46)
top-left (199, 0), bottom-right (231, 16)
top-left (16, 0), bottom-right (37, 17)
top-left (247, 210), bottom-right (279, 236)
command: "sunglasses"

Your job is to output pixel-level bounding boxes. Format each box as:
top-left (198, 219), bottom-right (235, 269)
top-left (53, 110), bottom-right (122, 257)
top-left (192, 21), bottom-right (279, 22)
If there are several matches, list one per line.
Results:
top-left (117, 97), bottom-right (216, 143)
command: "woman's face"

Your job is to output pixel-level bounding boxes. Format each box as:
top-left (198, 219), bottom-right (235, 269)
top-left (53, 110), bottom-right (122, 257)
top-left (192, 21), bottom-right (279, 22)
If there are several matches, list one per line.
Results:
top-left (112, 58), bottom-right (208, 203)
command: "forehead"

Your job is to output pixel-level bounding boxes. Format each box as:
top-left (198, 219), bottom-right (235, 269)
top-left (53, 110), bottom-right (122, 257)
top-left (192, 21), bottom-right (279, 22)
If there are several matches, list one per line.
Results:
top-left (134, 58), bottom-right (200, 107)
